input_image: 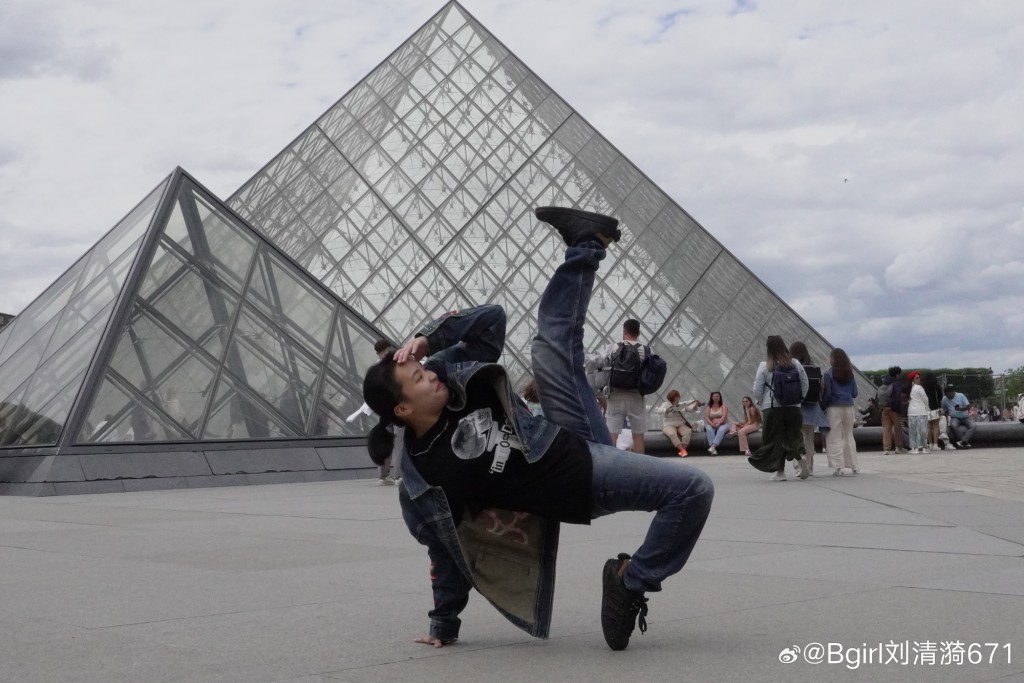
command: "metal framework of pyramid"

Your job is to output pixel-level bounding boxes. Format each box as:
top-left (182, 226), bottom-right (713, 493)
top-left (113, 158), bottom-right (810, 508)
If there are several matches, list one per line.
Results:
top-left (0, 170), bottom-right (387, 495)
top-left (0, 1), bottom-right (873, 495)
top-left (229, 2), bottom-right (874, 409)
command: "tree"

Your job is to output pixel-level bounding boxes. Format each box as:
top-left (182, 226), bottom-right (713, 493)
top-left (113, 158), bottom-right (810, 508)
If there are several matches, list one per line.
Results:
top-left (1003, 365), bottom-right (1024, 399)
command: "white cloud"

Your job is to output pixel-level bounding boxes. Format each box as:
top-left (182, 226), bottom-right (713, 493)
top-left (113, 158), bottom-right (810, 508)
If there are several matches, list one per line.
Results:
top-left (0, 0), bottom-right (1022, 372)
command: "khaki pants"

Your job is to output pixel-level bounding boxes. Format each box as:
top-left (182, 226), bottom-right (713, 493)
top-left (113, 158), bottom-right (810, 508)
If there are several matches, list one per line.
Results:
top-left (881, 407), bottom-right (904, 451)
top-left (662, 424), bottom-right (692, 448)
top-left (826, 405), bottom-right (859, 470)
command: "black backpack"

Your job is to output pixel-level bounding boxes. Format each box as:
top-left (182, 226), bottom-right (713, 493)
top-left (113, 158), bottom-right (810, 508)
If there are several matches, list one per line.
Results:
top-left (769, 363), bottom-right (803, 407)
top-left (638, 349), bottom-right (667, 396)
top-left (802, 364), bottom-right (822, 404)
top-left (609, 342), bottom-right (643, 390)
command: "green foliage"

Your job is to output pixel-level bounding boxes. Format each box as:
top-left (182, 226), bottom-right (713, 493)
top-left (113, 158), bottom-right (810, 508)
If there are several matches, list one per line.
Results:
top-left (862, 368), bottom-right (996, 400)
top-left (1002, 365), bottom-right (1024, 399)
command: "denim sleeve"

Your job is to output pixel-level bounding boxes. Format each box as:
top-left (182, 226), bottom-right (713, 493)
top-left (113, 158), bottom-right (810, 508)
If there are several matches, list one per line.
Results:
top-left (424, 536), bottom-right (472, 641)
top-left (416, 304), bottom-right (506, 366)
top-left (401, 494), bottom-right (472, 642)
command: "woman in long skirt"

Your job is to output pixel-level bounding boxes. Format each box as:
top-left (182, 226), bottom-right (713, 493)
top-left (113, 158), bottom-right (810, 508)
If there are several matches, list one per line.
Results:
top-left (748, 336), bottom-right (809, 481)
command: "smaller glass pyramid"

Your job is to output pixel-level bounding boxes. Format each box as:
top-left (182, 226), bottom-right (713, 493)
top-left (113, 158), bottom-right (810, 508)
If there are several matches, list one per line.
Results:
top-left (0, 170), bottom-right (388, 454)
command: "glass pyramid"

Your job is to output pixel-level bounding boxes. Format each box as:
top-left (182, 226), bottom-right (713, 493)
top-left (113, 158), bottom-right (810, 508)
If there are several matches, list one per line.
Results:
top-left (0, 170), bottom-right (386, 458)
top-left (0, 180), bottom-right (167, 447)
top-left (229, 1), bottom-right (875, 421)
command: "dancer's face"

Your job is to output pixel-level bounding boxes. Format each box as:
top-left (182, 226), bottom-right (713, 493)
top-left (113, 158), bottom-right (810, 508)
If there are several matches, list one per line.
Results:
top-left (392, 359), bottom-right (449, 422)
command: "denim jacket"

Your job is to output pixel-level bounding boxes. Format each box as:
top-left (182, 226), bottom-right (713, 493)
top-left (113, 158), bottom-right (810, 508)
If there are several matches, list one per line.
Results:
top-left (398, 304), bottom-right (565, 641)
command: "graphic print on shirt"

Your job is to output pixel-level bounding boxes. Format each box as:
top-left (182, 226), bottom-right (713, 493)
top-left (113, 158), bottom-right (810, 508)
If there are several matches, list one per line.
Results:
top-left (451, 408), bottom-right (522, 474)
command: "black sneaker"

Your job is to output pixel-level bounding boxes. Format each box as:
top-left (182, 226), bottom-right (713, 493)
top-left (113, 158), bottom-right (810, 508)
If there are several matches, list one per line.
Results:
top-left (535, 206), bottom-right (621, 247)
top-left (601, 553), bottom-right (648, 651)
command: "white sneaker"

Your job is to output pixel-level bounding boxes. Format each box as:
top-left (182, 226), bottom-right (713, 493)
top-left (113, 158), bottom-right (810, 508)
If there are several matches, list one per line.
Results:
top-left (769, 471), bottom-right (787, 482)
top-left (882, 450), bottom-right (892, 455)
top-left (832, 468), bottom-right (844, 477)
top-left (944, 443), bottom-right (956, 451)
top-left (850, 468), bottom-right (859, 475)
top-left (708, 445), bottom-right (717, 455)
top-left (797, 457), bottom-right (810, 479)
top-left (929, 444), bottom-right (940, 451)
top-left (910, 448), bottom-right (921, 454)
top-left (377, 477), bottom-right (396, 486)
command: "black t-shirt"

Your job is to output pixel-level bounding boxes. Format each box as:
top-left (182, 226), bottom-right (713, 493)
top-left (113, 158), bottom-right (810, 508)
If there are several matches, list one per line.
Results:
top-left (407, 388), bottom-right (593, 525)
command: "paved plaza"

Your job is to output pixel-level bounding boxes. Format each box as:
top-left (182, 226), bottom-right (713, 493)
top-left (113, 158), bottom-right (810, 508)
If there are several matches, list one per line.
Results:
top-left (2, 447), bottom-right (1023, 683)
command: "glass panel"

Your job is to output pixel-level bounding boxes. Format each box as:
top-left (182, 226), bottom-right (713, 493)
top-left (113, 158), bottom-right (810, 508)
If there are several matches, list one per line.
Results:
top-left (192, 192), bottom-right (259, 289)
top-left (43, 241), bottom-right (138, 361)
top-left (317, 103), bottom-right (357, 142)
top-left (0, 258), bottom-right (86, 367)
top-left (0, 314), bottom-right (62, 403)
top-left (333, 122), bottom-right (376, 161)
top-left (224, 305), bottom-right (322, 433)
top-left (702, 253), bottom-right (746, 302)
top-left (408, 59), bottom-right (446, 96)
top-left (201, 373), bottom-right (298, 440)
top-left (682, 275), bottom-right (729, 334)
top-left (247, 248), bottom-right (334, 357)
top-left (80, 376), bottom-right (191, 443)
top-left (0, 299), bottom-right (115, 446)
top-left (430, 39), bottom-right (465, 76)
top-left (0, 372), bottom-right (81, 447)
top-left (0, 159), bottom-right (160, 364)
top-left (141, 244), bottom-right (240, 359)
top-left (472, 37), bottom-right (510, 72)
top-left (313, 370), bottom-right (364, 437)
top-left (388, 41), bottom-right (426, 77)
top-left (438, 3), bottom-right (469, 36)
top-left (95, 304), bottom-right (219, 438)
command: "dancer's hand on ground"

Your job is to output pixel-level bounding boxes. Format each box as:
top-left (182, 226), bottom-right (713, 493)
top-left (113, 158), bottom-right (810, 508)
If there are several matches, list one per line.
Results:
top-left (394, 337), bottom-right (429, 364)
top-left (414, 635), bottom-right (455, 648)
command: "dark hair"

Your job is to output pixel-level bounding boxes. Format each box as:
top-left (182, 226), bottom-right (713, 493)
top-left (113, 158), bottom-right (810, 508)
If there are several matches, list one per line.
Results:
top-left (362, 357), bottom-right (406, 465)
top-left (521, 378), bottom-right (540, 403)
top-left (788, 341), bottom-right (812, 365)
top-left (743, 396), bottom-right (761, 423)
top-left (708, 391), bottom-right (723, 407)
top-left (666, 389), bottom-right (680, 403)
top-left (765, 335), bottom-right (790, 371)
top-left (830, 347), bottom-right (853, 384)
top-left (888, 365), bottom-right (902, 377)
top-left (373, 339), bottom-right (392, 355)
top-left (623, 319), bottom-right (641, 337)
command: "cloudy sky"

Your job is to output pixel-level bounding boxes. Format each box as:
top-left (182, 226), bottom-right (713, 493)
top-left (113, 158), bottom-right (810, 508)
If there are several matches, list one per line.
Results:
top-left (1, 0), bottom-right (1022, 372)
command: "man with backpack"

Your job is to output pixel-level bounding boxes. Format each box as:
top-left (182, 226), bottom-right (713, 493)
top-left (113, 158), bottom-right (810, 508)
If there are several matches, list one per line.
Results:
top-left (878, 366), bottom-right (907, 454)
top-left (589, 319), bottom-right (657, 454)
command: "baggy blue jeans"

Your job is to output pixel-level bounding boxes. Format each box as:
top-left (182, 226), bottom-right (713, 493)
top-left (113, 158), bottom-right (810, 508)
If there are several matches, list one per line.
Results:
top-left (531, 241), bottom-right (715, 594)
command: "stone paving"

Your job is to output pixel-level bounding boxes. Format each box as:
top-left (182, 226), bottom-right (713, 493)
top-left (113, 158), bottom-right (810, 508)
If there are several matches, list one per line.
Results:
top-left (1, 446), bottom-right (1023, 682)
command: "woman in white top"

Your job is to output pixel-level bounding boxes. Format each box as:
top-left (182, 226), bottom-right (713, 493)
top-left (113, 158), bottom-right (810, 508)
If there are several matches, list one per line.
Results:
top-left (704, 391), bottom-right (730, 455)
top-left (906, 371), bottom-right (930, 454)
